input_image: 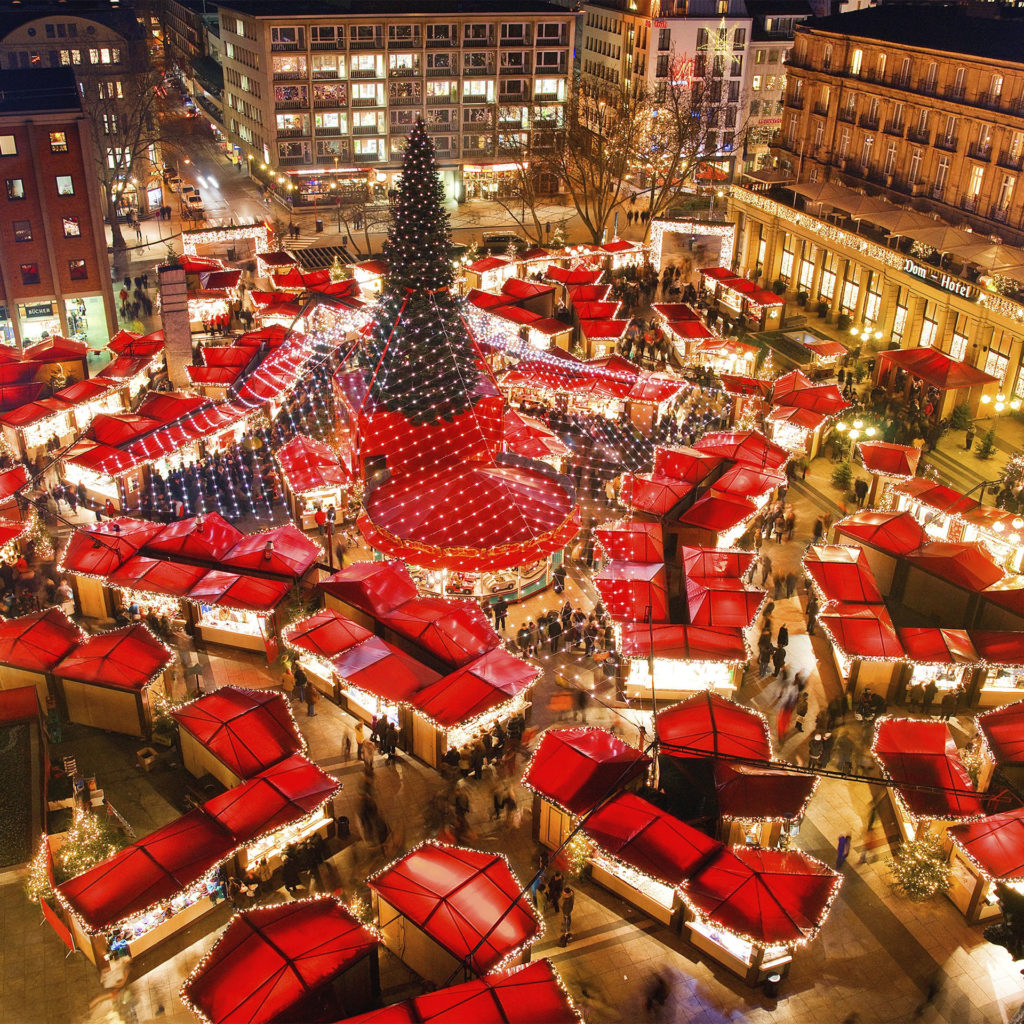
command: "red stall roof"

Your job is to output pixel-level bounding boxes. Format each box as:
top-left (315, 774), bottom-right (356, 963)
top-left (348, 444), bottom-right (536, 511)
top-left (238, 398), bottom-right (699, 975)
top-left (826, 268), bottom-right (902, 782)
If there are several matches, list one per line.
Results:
top-left (681, 846), bottom-right (840, 946)
top-left (331, 636), bottom-right (440, 704)
top-left (595, 520), bottom-right (665, 562)
top-left (0, 463), bottom-right (27, 502)
top-left (283, 609), bottom-right (373, 662)
top-left (657, 692), bottom-right (772, 762)
top-left (948, 808), bottom-right (1024, 882)
top-left (593, 561), bottom-right (669, 623)
top-left (777, 383), bottom-right (850, 418)
top-left (680, 546), bottom-right (755, 579)
top-left (833, 509), bottom-right (928, 555)
top-left (872, 717), bottom-right (983, 821)
top-left (625, 372), bottom-right (685, 406)
top-left (182, 897), bottom-right (378, 1024)
top-left (896, 477), bottom-right (981, 516)
top-left (619, 623), bottom-right (747, 663)
top-left (0, 608), bottom-right (82, 671)
top-left (412, 648), bottom-right (536, 727)
top-left (979, 699), bottom-right (1024, 765)
top-left (713, 462), bottom-right (786, 499)
top-left (59, 518), bottom-right (164, 576)
top-left (201, 754), bottom-right (338, 845)
top-left (337, 961), bottom-right (580, 1024)
top-left (145, 513), bottom-right (244, 563)
top-left (804, 545), bottom-right (883, 604)
top-left (172, 686), bottom-right (304, 779)
top-left (53, 624), bottom-right (171, 691)
top-left (880, 347), bottom-right (998, 390)
top-left (580, 319), bottom-right (628, 340)
top-left (694, 430), bottom-right (789, 470)
top-left (905, 542), bottom-right (1005, 593)
top-left (676, 492), bottom-right (756, 534)
top-left (685, 577), bottom-right (763, 629)
top-left (380, 597), bottom-right (500, 667)
top-left (368, 843), bottom-right (540, 976)
top-left (583, 793), bottom-right (722, 887)
top-left (522, 727), bottom-right (650, 816)
top-left (653, 445), bottom-right (723, 483)
top-left (819, 603), bottom-right (903, 660)
top-left (188, 571), bottom-right (292, 613)
top-left (858, 441), bottom-right (921, 479)
top-left (968, 630), bottom-right (1024, 667)
top-left (897, 627), bottom-right (978, 665)
top-left (714, 762), bottom-right (818, 821)
top-left (276, 434), bottom-right (351, 494)
top-left (320, 560), bottom-right (419, 617)
top-left (619, 473), bottom-right (693, 517)
top-left (221, 525), bottom-right (320, 578)
top-left (107, 555), bottom-right (208, 598)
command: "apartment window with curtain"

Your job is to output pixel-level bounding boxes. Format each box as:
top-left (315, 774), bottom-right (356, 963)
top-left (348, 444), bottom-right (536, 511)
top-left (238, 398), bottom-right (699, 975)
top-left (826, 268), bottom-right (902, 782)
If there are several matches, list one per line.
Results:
top-left (920, 300), bottom-right (938, 348)
top-left (949, 314), bottom-right (970, 362)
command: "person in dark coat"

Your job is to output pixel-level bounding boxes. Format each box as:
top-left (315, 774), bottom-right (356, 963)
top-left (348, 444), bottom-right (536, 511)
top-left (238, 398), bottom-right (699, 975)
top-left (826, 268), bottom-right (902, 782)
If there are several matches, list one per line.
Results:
top-left (777, 624), bottom-right (789, 648)
top-left (548, 616), bottom-right (562, 653)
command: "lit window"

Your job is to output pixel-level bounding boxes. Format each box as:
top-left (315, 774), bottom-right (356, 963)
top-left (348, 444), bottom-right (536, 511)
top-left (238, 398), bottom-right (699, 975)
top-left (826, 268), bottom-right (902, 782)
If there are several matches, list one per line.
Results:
top-left (0, 136), bottom-right (16, 156)
top-left (19, 263), bottom-right (40, 285)
top-left (56, 175), bottom-right (74, 195)
top-left (49, 131), bottom-right (67, 153)
top-left (62, 216), bottom-right (80, 237)
top-left (12, 220), bottom-right (32, 242)
top-left (5, 178), bottom-right (24, 200)
top-left (68, 259), bottom-right (87, 281)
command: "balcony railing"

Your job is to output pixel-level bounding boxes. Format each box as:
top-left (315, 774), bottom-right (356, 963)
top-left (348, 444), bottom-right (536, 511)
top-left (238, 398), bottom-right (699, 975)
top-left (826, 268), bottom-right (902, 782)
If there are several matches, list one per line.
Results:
top-left (426, 38), bottom-right (456, 48)
top-left (389, 95), bottom-right (423, 107)
top-left (273, 70), bottom-right (306, 81)
top-left (812, 102), bottom-right (829, 116)
top-left (837, 108), bottom-right (856, 124)
top-left (945, 83), bottom-right (967, 101)
top-left (426, 67), bottom-right (454, 77)
top-left (883, 120), bottom-right (904, 137)
top-left (350, 67), bottom-right (380, 79)
top-left (991, 204), bottom-right (1010, 222)
top-left (277, 155), bottom-right (309, 166)
top-left (351, 95), bottom-right (382, 107)
top-left (463, 65), bottom-right (494, 76)
top-left (271, 40), bottom-right (302, 52)
top-left (276, 127), bottom-right (309, 139)
top-left (315, 125), bottom-right (342, 136)
top-left (960, 195), bottom-right (979, 212)
top-left (787, 93), bottom-right (804, 109)
top-left (464, 34), bottom-right (495, 47)
top-left (935, 135), bottom-right (959, 153)
top-left (967, 141), bottom-right (993, 161)
top-left (312, 69), bottom-right (343, 80)
top-left (998, 150), bottom-right (1024, 171)
top-left (275, 98), bottom-right (307, 109)
top-left (857, 113), bottom-right (879, 130)
top-left (388, 67), bottom-right (421, 77)
top-left (349, 37), bottom-right (383, 51)
top-left (907, 125), bottom-right (930, 144)
top-left (501, 63), bottom-right (530, 75)
top-left (426, 93), bottom-right (456, 105)
top-left (313, 97), bottom-right (345, 108)
top-left (388, 37), bottom-right (421, 49)
top-left (917, 78), bottom-right (939, 96)
top-left (310, 40), bottom-right (342, 51)
top-left (352, 151), bottom-right (385, 163)
top-left (931, 184), bottom-right (945, 201)
top-left (353, 124), bottom-right (380, 135)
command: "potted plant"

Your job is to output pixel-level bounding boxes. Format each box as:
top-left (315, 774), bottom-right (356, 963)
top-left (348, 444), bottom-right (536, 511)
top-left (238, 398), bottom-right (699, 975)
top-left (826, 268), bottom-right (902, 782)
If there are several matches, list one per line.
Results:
top-left (815, 300), bottom-right (829, 317)
top-left (796, 290), bottom-right (809, 307)
top-left (837, 313), bottom-right (852, 331)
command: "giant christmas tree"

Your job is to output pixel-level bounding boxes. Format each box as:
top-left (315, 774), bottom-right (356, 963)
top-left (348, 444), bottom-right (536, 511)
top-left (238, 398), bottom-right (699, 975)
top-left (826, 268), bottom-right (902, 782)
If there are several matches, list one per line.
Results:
top-left (361, 120), bottom-right (482, 425)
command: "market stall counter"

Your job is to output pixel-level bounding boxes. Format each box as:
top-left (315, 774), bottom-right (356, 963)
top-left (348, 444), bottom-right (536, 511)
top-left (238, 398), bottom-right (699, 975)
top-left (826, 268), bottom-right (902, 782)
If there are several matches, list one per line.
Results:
top-left (947, 808), bottom-right (1024, 923)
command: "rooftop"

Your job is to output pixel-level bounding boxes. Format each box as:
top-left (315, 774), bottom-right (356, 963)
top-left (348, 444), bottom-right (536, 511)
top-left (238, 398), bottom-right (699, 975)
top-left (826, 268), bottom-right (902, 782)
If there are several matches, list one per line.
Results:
top-left (0, 68), bottom-right (81, 115)
top-left (800, 3), bottom-right (1024, 64)
top-left (0, 1), bottom-right (146, 42)
top-left (219, 0), bottom-right (571, 16)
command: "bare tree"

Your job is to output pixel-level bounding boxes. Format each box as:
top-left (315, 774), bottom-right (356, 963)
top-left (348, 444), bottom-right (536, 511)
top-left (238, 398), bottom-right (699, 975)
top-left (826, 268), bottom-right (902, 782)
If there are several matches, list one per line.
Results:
top-left (81, 61), bottom-right (164, 254)
top-left (333, 186), bottom-right (392, 257)
top-left (491, 109), bottom-right (556, 245)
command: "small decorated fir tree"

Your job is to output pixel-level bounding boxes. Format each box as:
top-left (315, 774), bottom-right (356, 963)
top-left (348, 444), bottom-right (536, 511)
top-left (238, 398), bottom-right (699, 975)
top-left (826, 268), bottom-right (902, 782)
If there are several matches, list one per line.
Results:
top-left (889, 828), bottom-right (951, 902)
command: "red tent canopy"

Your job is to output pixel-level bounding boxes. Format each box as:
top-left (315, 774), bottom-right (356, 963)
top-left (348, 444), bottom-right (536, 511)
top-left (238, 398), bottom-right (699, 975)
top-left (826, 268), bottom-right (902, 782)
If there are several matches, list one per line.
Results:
top-left (201, 754), bottom-right (338, 845)
top-left (906, 542), bottom-right (1005, 592)
top-left (172, 687), bottom-right (304, 780)
top-left (681, 846), bottom-right (840, 946)
top-left (680, 546), bottom-right (755, 579)
top-left (188, 571), bottom-right (291, 612)
top-left (320, 560), bottom-right (419, 617)
top-left (619, 473), bottom-right (693, 517)
top-left (948, 808), bottom-right (1024, 882)
top-left (719, 374), bottom-right (775, 399)
top-left (582, 793), bottom-right (722, 887)
top-left (368, 843), bottom-right (540, 975)
top-left (880, 347), bottom-right (998, 389)
top-left (221, 525), bottom-right (320, 578)
top-left (694, 430), bottom-right (789, 470)
top-left (776, 383), bottom-right (850, 417)
top-left (411, 648), bottom-right (536, 727)
top-left (579, 318), bottom-right (628, 340)
top-left (766, 406), bottom-right (828, 431)
top-left (522, 727), bottom-right (650, 815)
top-left (627, 374), bottom-right (685, 406)
top-left (858, 441), bottom-right (921, 479)
top-left (968, 631), bottom-right (1024, 667)
top-left (872, 718), bottom-right (983, 821)
top-left (57, 809), bottom-right (232, 931)
top-left (713, 762), bottom-right (818, 821)
top-left (331, 636), bottom-right (440, 704)
top-left (60, 519), bottom-right (164, 576)
top-left (0, 608), bottom-right (83, 671)
top-left (593, 561), bottom-right (669, 623)
top-left (182, 897), bottom-right (378, 1024)
top-left (803, 545), bottom-right (883, 604)
top-left (146, 513), bottom-right (244, 563)
top-left (685, 577), bottom-right (763, 628)
top-left (676, 492), bottom-right (756, 534)
top-left (337, 960), bottom-right (580, 1024)
top-left (107, 555), bottom-right (208, 597)
top-left (595, 521), bottom-right (665, 562)
top-left (283, 609), bottom-right (374, 662)
top-left (979, 699), bottom-right (1024, 765)
top-left (833, 509), bottom-right (928, 555)
top-left (819, 603), bottom-right (903, 659)
top-left (237, 324), bottom-right (294, 348)
top-left (713, 463), bottom-right (786, 499)
top-left (652, 446), bottom-right (723, 483)
top-left (276, 434), bottom-right (351, 493)
top-left (619, 623), bottom-right (746, 663)
top-left (0, 463), bottom-right (27, 501)
top-left (380, 597), bottom-right (500, 667)
top-left (897, 627), bottom-right (978, 665)
top-left (657, 692), bottom-right (772, 761)
top-left (53, 624), bottom-right (171, 691)
top-left (896, 477), bottom-right (982, 515)
top-left (545, 265), bottom-right (603, 286)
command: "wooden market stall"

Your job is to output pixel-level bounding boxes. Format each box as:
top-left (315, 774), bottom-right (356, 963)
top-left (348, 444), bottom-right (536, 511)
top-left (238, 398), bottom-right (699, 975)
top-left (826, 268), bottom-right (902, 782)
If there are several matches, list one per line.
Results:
top-left (275, 433), bottom-right (352, 531)
top-left (946, 809), bottom-right (1024, 924)
top-left (0, 608), bottom-right (83, 704)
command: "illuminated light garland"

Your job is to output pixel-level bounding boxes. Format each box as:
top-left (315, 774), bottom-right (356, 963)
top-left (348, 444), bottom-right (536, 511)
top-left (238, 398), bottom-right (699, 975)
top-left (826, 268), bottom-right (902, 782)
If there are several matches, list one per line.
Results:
top-left (181, 222), bottom-right (271, 257)
top-left (649, 219), bottom-right (736, 274)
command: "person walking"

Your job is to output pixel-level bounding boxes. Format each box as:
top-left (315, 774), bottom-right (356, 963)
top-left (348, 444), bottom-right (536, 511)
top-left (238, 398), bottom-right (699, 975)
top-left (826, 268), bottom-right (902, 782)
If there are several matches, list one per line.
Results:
top-left (546, 870), bottom-right (564, 913)
top-left (306, 683), bottom-right (318, 717)
top-left (760, 555), bottom-right (772, 586)
top-left (559, 886), bottom-right (575, 945)
top-left (777, 623), bottom-right (789, 649)
top-left (547, 615), bottom-right (562, 654)
top-left (293, 663), bottom-right (308, 704)
top-left (807, 593), bottom-right (819, 636)
top-left (785, 571), bottom-right (797, 598)
top-left (493, 597), bottom-right (508, 632)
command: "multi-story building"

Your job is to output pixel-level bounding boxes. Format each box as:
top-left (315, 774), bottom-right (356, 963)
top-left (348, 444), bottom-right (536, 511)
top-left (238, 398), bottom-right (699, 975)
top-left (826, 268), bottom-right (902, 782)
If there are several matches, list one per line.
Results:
top-left (0, 69), bottom-right (117, 350)
top-left (161, 0), bottom-right (226, 131)
top-left (216, 0), bottom-right (575, 205)
top-left (579, 0), bottom-right (752, 175)
top-left (0, 2), bottom-right (161, 219)
top-left (730, 5), bottom-right (1024, 397)
top-left (741, 0), bottom-right (811, 173)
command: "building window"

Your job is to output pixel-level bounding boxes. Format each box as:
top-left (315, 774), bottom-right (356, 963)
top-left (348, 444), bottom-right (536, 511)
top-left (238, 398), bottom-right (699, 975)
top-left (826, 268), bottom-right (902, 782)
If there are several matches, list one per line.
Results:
top-left (908, 149), bottom-right (922, 184)
top-left (68, 259), bottom-right (87, 281)
top-left (5, 178), bottom-right (25, 200)
top-left (62, 216), bottom-right (80, 237)
top-left (822, 44), bottom-right (832, 70)
top-left (19, 263), bottom-right (39, 285)
top-left (949, 314), bottom-right (969, 361)
top-left (985, 350), bottom-right (1009, 385)
top-left (48, 130), bottom-right (67, 152)
top-left (55, 175), bottom-right (74, 195)
top-left (0, 136), bottom-right (16, 156)
top-left (751, 75), bottom-right (761, 91)
top-left (849, 49), bottom-right (862, 76)
top-left (968, 165), bottom-right (985, 198)
top-left (12, 220), bottom-right (32, 242)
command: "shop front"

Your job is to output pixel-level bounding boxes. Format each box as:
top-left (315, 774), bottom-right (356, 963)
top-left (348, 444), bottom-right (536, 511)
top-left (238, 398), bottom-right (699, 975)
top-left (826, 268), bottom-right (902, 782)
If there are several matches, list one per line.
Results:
top-left (17, 300), bottom-right (63, 344)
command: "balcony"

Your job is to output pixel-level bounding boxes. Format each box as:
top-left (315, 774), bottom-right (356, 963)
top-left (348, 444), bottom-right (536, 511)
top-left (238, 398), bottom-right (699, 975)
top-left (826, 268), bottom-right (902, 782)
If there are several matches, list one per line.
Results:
top-left (388, 37), bottom-right (421, 49)
top-left (273, 69), bottom-right (306, 81)
top-left (837, 107), bottom-right (856, 124)
top-left (277, 155), bottom-right (309, 166)
top-left (991, 204), bottom-right (1010, 223)
top-left (350, 67), bottom-right (380, 79)
top-left (931, 184), bottom-right (945, 201)
top-left (917, 78), bottom-right (939, 96)
top-left (314, 125), bottom-right (342, 136)
top-left (389, 122), bottom-right (418, 134)
top-left (907, 125), bottom-right (930, 144)
top-left (313, 97), bottom-right (345, 108)
top-left (353, 124), bottom-right (381, 135)
top-left (426, 67), bottom-right (454, 77)
top-left (787, 93), bottom-right (804, 109)
top-left (275, 97), bottom-right (307, 109)
top-left (271, 40), bottom-right (302, 52)
top-left (944, 83), bottom-right (966, 102)
top-left (857, 113), bottom-right (879, 130)
top-left (812, 102), bottom-right (829, 116)
top-left (500, 35), bottom-right (531, 47)
top-left (534, 90), bottom-right (560, 102)
top-left (434, 148), bottom-right (456, 158)
top-left (312, 69), bottom-right (343, 80)
top-left (310, 40), bottom-right (342, 51)
top-left (426, 93), bottom-right (456, 105)
top-left (388, 66), bottom-right (421, 78)
top-left (276, 127), bottom-right (309, 139)
top-left (426, 37), bottom-right (456, 49)
top-left (389, 94), bottom-right (423, 107)
top-left (501, 63), bottom-right (530, 76)
top-left (536, 61), bottom-right (567, 75)
top-left (463, 94), bottom-right (491, 105)
top-left (935, 134), bottom-right (959, 153)
top-left (351, 95), bottom-right (382, 107)
top-left (352, 151), bottom-right (384, 163)
top-left (960, 195), bottom-right (979, 213)
top-left (463, 146), bottom-right (494, 157)
top-left (967, 141), bottom-right (993, 161)
top-left (464, 34), bottom-right (495, 47)
top-left (998, 150), bottom-right (1024, 171)
top-left (349, 37), bottom-right (383, 51)
top-left (463, 64), bottom-right (495, 77)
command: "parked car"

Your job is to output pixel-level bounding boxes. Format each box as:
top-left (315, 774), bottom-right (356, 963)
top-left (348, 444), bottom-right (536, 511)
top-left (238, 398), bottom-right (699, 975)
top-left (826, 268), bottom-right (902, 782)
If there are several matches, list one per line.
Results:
top-left (481, 232), bottom-right (526, 255)
top-left (166, 175), bottom-right (184, 192)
